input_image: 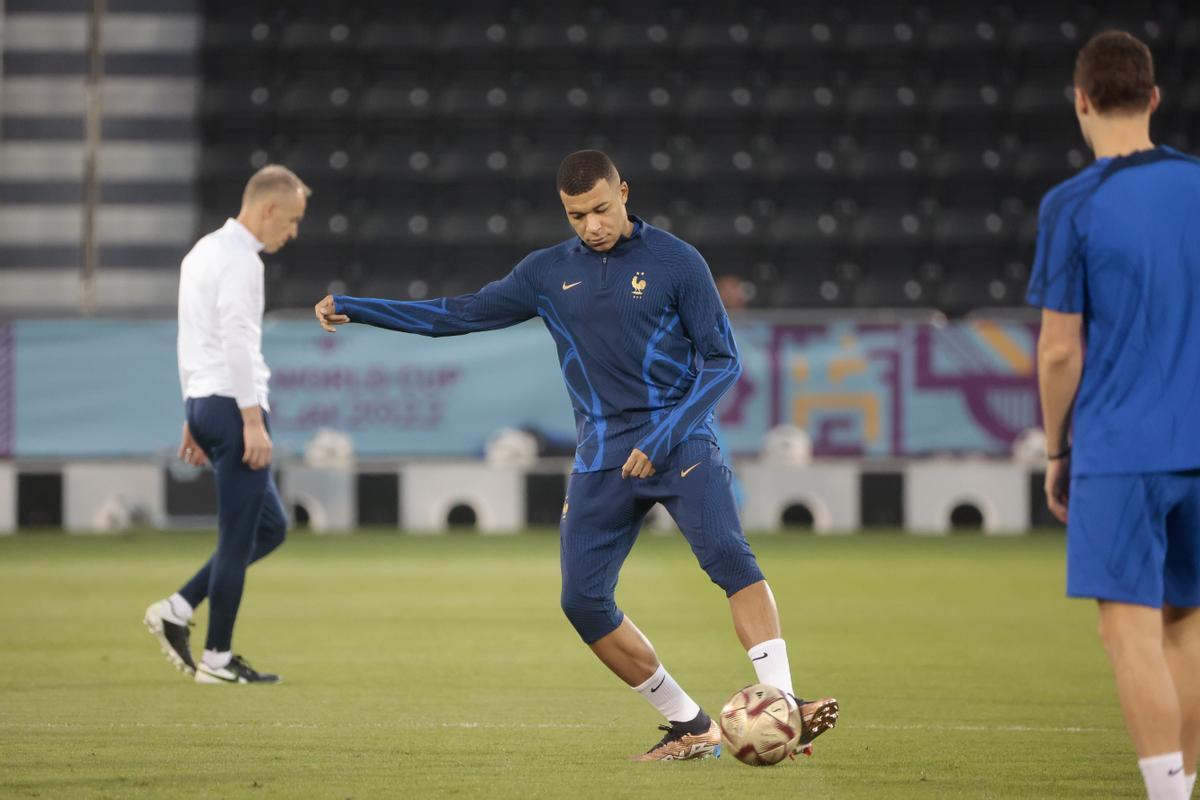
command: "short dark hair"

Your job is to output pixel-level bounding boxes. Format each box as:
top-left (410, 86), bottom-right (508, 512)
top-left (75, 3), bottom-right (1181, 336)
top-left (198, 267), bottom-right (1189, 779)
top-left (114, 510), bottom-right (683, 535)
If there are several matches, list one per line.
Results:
top-left (1074, 30), bottom-right (1155, 114)
top-left (556, 150), bottom-right (618, 195)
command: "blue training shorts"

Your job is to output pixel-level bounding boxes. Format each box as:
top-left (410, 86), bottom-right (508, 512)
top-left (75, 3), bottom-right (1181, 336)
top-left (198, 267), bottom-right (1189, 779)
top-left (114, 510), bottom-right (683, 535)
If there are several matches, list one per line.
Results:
top-left (1067, 471), bottom-right (1200, 608)
top-left (559, 438), bottom-right (765, 643)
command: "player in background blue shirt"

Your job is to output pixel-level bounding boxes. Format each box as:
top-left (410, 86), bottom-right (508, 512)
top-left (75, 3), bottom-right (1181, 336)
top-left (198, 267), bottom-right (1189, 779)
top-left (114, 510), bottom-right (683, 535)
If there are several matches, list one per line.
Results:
top-left (1029, 32), bottom-right (1200, 800)
top-left (315, 151), bottom-right (838, 761)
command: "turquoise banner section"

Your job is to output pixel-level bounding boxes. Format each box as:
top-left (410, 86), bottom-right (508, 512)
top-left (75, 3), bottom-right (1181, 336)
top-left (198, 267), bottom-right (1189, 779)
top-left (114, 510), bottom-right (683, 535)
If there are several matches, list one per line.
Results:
top-left (2, 317), bottom-right (1040, 459)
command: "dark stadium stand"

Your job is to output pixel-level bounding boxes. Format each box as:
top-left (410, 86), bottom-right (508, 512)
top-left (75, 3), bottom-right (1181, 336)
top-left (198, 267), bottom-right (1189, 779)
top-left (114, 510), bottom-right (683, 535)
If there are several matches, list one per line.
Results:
top-left (196, 0), bottom-right (1196, 314)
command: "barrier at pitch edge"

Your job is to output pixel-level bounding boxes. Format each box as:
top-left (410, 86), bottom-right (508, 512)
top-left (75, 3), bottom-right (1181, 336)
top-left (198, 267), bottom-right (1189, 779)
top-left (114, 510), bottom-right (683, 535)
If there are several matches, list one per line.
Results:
top-left (0, 461), bottom-right (13, 533)
top-left (400, 463), bottom-right (525, 534)
top-left (42, 458), bottom-right (1042, 534)
top-left (281, 465), bottom-right (355, 533)
top-left (63, 462), bottom-right (164, 533)
top-left (903, 460), bottom-right (1030, 535)
top-left (736, 462), bottom-right (861, 534)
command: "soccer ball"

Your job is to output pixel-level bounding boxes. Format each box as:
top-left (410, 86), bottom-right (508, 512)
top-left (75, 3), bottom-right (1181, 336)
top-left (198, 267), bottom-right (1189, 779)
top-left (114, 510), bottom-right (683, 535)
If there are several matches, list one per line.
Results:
top-left (718, 683), bottom-right (801, 766)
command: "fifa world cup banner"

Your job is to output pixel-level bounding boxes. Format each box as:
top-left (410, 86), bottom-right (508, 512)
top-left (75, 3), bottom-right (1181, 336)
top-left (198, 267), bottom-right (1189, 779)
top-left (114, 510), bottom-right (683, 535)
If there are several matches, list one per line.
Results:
top-left (0, 317), bottom-right (1039, 459)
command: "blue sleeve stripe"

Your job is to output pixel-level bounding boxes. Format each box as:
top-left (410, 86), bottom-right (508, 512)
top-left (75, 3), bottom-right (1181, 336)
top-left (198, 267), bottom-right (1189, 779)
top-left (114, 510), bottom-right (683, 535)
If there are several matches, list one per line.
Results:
top-left (637, 322), bottom-right (741, 459)
top-left (1031, 176), bottom-right (1101, 307)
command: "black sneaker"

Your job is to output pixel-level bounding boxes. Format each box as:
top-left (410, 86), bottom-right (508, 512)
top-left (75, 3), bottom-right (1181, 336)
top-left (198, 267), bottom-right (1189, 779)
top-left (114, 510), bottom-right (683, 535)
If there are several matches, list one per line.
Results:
top-left (632, 710), bottom-right (722, 761)
top-left (790, 695), bottom-right (840, 755)
top-left (143, 599), bottom-right (196, 676)
top-left (195, 654), bottom-right (282, 685)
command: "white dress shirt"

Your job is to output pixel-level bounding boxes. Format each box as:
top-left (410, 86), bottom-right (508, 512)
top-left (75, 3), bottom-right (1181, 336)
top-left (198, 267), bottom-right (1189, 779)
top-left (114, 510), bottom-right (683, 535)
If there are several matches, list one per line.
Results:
top-left (177, 218), bottom-right (271, 411)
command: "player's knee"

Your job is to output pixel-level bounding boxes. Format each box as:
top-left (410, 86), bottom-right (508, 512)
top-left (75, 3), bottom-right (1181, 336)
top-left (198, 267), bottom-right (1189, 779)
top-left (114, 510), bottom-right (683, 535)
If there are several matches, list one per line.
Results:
top-left (1096, 608), bottom-right (1157, 663)
top-left (1097, 612), bottom-right (1132, 659)
top-left (263, 518), bottom-right (287, 550)
top-left (560, 590), bottom-right (622, 644)
top-left (700, 546), bottom-right (764, 597)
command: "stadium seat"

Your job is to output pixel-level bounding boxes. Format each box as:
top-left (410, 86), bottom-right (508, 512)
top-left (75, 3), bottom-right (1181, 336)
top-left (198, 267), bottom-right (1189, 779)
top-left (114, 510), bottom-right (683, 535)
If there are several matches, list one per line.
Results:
top-left (929, 147), bottom-right (1011, 208)
top-left (846, 150), bottom-right (927, 209)
top-left (360, 81), bottom-right (436, 122)
top-left (925, 19), bottom-right (1002, 80)
top-left (846, 84), bottom-right (924, 148)
top-left (930, 83), bottom-right (1006, 149)
top-left (358, 22), bottom-right (435, 70)
top-left (279, 20), bottom-right (357, 53)
top-left (677, 20), bottom-right (759, 71)
top-left (277, 82), bottom-right (359, 124)
top-left (761, 21), bottom-right (842, 73)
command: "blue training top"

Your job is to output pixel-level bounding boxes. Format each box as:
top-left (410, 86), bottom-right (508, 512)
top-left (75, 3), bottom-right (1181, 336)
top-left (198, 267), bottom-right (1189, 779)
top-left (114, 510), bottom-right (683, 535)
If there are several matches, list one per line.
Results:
top-left (1026, 145), bottom-right (1200, 475)
top-left (334, 216), bottom-right (741, 473)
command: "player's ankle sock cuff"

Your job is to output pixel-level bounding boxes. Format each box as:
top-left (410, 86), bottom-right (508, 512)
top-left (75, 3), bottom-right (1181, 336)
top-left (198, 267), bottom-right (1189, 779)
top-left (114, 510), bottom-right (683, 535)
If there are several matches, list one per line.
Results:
top-left (168, 593), bottom-right (194, 622)
top-left (747, 637), bottom-right (795, 698)
top-left (1138, 751), bottom-right (1185, 800)
top-left (633, 665), bottom-right (701, 724)
top-left (202, 649), bottom-right (232, 669)
top-left (676, 708), bottom-right (711, 734)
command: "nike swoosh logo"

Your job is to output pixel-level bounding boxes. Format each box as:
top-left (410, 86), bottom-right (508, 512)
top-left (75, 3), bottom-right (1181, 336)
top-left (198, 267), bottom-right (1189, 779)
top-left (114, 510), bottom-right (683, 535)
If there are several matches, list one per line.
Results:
top-left (680, 461), bottom-right (703, 477)
top-left (202, 667), bottom-right (239, 683)
top-left (562, 280), bottom-right (582, 290)
top-left (1169, 767), bottom-right (1184, 776)
top-left (751, 652), bottom-right (769, 661)
top-left (649, 676), bottom-right (667, 693)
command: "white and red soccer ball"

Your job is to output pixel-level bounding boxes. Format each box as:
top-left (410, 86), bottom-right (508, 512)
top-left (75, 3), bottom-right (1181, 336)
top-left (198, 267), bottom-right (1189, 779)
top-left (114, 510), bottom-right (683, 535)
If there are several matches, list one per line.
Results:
top-left (719, 683), bottom-right (802, 766)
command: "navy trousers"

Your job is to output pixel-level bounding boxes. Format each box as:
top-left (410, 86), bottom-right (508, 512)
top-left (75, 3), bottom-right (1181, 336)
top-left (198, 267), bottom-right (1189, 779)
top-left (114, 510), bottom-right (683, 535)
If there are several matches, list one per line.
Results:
top-left (178, 396), bottom-right (287, 651)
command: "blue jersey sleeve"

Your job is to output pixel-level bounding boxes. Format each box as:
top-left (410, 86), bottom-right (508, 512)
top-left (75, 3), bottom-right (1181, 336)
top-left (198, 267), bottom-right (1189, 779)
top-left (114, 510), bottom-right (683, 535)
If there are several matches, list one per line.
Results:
top-left (635, 246), bottom-right (742, 466)
top-left (1026, 188), bottom-right (1086, 313)
top-left (334, 257), bottom-right (539, 337)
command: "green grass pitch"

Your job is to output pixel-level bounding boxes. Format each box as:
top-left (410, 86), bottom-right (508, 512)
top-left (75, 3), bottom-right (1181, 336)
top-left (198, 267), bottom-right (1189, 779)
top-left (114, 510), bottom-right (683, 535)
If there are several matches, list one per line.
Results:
top-left (0, 528), bottom-right (1140, 799)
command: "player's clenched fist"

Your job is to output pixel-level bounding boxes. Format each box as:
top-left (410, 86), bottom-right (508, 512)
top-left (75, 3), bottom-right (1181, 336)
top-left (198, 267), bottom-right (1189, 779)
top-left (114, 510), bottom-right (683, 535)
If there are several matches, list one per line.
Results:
top-left (315, 294), bottom-right (350, 332)
top-left (621, 448), bottom-right (655, 479)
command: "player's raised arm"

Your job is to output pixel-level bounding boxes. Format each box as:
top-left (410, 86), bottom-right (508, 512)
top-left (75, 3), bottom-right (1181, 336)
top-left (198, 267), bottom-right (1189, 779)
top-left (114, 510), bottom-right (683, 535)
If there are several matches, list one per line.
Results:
top-left (314, 258), bottom-right (539, 337)
top-left (633, 247), bottom-right (742, 468)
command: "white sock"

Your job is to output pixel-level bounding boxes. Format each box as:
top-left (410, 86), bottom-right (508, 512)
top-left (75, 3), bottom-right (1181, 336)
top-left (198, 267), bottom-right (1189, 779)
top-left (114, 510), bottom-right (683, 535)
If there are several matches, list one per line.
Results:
top-left (202, 649), bottom-right (232, 670)
top-left (1138, 752), bottom-right (1187, 800)
top-left (748, 638), bottom-right (795, 698)
top-left (632, 665), bottom-right (701, 724)
top-left (168, 593), bottom-right (193, 622)
top-left (1186, 772), bottom-right (1196, 799)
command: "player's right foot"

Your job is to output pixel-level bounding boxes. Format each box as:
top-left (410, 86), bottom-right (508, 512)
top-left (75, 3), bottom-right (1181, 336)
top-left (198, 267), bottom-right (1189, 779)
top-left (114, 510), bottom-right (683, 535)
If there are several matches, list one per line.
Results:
top-left (143, 599), bottom-right (196, 676)
top-left (195, 654), bottom-right (282, 685)
top-left (632, 711), bottom-right (722, 761)
top-left (790, 696), bottom-right (840, 756)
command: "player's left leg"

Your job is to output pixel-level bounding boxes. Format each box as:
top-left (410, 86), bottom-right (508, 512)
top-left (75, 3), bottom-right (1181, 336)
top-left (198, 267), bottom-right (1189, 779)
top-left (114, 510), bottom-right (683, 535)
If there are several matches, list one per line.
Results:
top-left (657, 439), bottom-right (838, 753)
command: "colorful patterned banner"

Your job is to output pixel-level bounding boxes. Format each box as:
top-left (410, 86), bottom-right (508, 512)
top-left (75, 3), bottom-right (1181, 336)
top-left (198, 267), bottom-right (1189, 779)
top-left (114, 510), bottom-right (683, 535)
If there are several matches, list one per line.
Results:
top-left (720, 320), bottom-right (1040, 457)
top-left (0, 323), bottom-right (13, 458)
top-left (8, 317), bottom-right (1040, 459)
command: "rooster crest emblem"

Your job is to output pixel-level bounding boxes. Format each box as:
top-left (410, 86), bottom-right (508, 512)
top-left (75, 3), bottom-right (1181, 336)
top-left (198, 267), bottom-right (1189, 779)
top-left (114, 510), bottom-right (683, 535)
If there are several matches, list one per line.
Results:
top-left (631, 272), bottom-right (647, 298)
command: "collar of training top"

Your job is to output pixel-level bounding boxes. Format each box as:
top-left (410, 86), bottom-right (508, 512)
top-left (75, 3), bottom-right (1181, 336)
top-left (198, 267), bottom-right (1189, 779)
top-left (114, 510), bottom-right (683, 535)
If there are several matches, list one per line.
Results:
top-left (224, 218), bottom-right (266, 253)
top-left (576, 214), bottom-right (644, 253)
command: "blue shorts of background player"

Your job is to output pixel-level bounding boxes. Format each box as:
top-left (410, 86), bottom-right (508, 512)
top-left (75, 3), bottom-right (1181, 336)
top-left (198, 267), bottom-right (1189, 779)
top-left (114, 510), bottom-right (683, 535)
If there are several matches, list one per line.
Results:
top-left (1068, 472), bottom-right (1200, 609)
top-left (559, 438), bottom-right (764, 645)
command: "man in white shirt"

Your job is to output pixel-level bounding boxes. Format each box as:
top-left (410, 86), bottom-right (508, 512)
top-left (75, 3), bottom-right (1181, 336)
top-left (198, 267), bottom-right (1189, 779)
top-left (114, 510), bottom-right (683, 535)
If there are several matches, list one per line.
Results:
top-left (144, 164), bottom-right (309, 685)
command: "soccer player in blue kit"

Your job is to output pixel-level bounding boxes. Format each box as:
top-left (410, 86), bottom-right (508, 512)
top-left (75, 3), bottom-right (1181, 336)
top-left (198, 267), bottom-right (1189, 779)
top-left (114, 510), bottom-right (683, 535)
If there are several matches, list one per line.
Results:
top-left (314, 150), bottom-right (838, 761)
top-left (1030, 32), bottom-right (1200, 800)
